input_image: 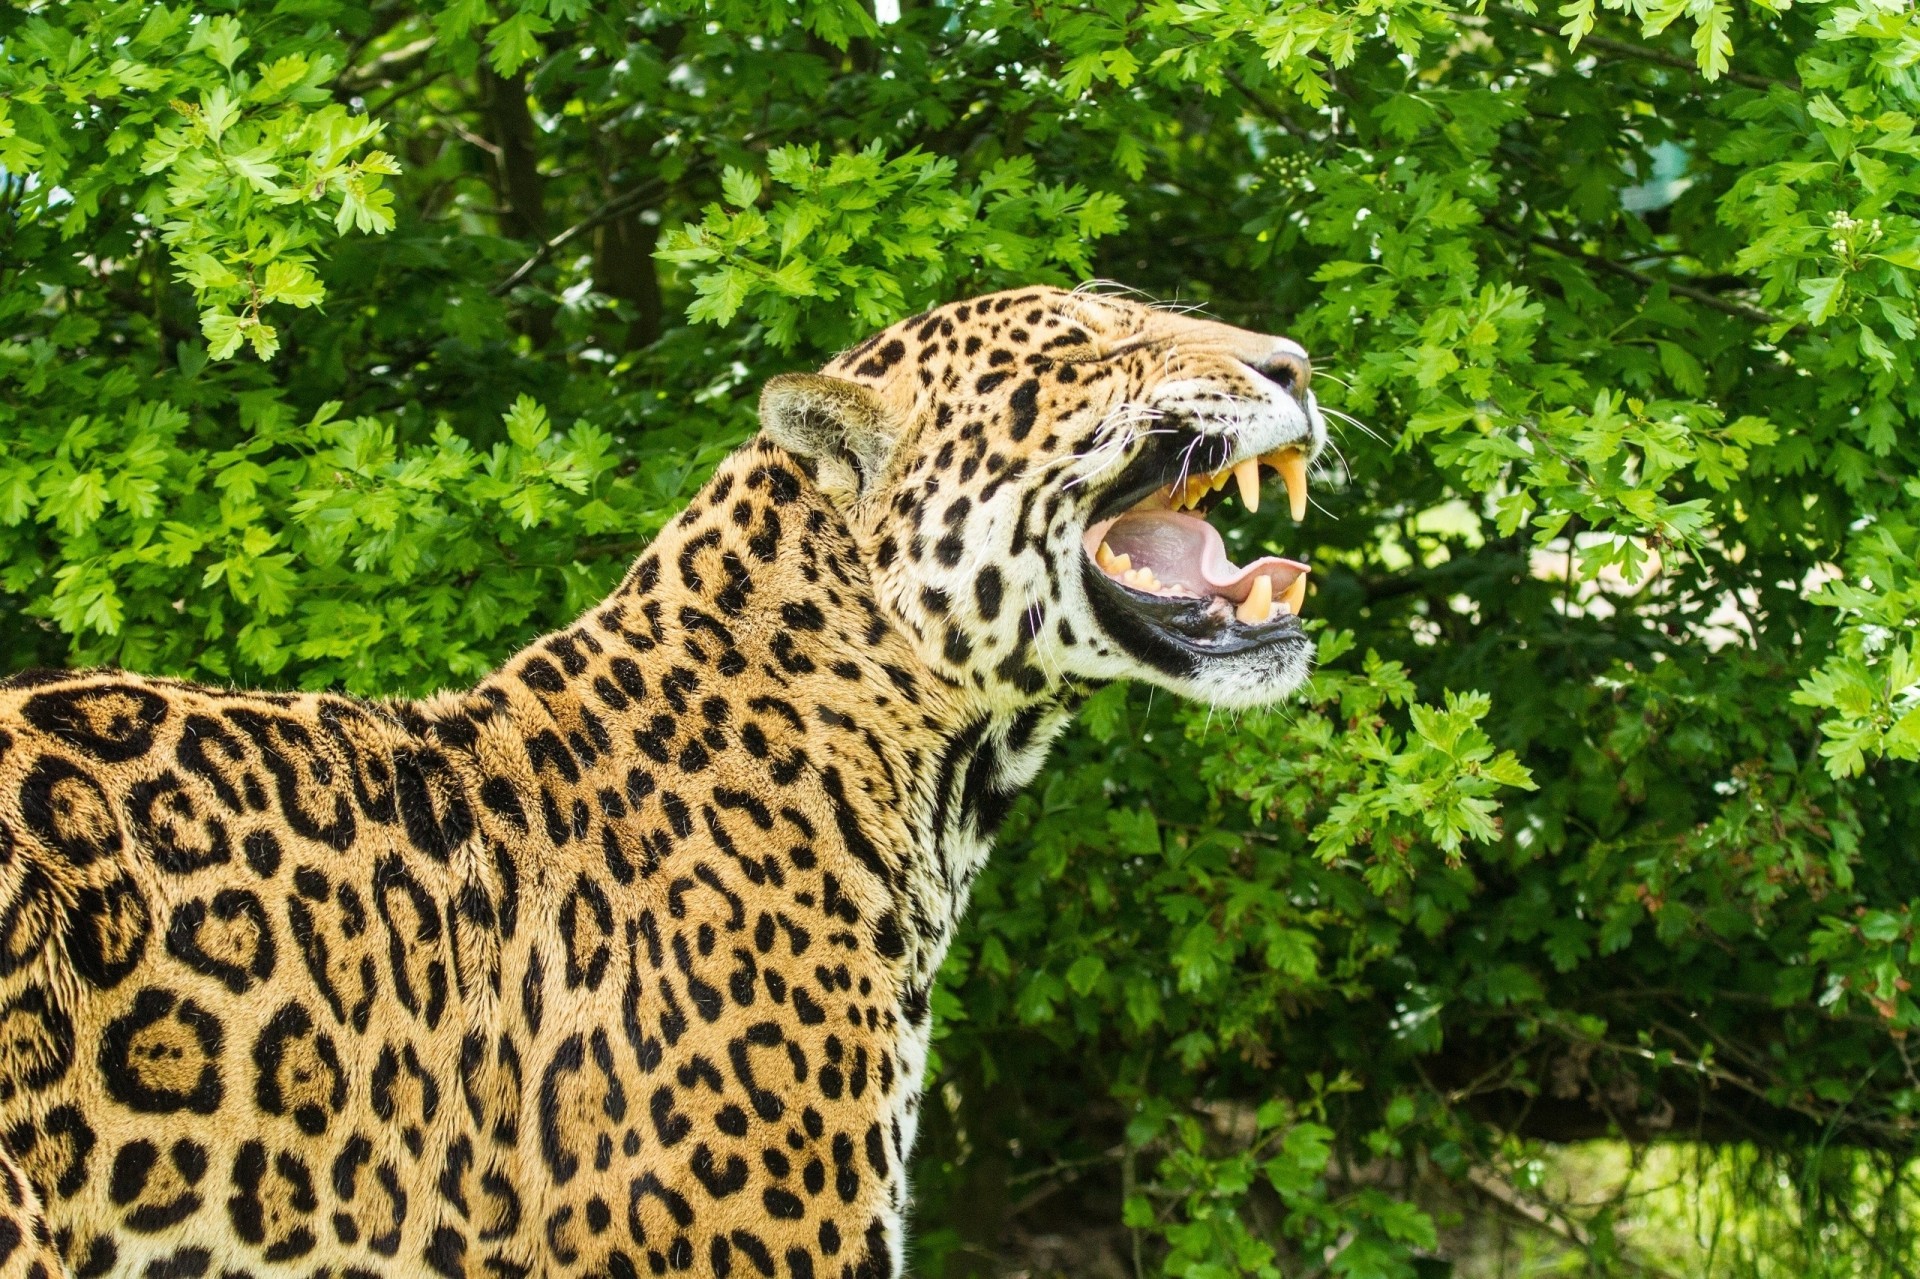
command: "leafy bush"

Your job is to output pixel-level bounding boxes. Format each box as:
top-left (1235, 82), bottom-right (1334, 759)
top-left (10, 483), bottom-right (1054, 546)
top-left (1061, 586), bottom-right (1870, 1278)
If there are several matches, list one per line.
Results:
top-left (4, 0), bottom-right (1919, 1273)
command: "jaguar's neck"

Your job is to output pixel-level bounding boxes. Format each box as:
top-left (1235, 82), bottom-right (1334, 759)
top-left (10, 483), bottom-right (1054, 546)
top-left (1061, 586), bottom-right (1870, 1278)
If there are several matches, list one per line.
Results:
top-left (454, 437), bottom-right (1070, 992)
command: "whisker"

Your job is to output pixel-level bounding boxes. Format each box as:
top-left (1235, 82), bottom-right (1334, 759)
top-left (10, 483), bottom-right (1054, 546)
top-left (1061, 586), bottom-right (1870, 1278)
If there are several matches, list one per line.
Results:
top-left (1073, 278), bottom-right (1153, 300)
top-left (1317, 436), bottom-right (1351, 485)
top-left (1070, 279), bottom-right (1213, 321)
top-left (1058, 402), bottom-right (1177, 491)
top-left (1062, 429), bottom-right (1181, 490)
top-left (1318, 405), bottom-right (1385, 444)
top-left (1026, 602), bottom-right (1063, 684)
top-left (1174, 432), bottom-right (1205, 493)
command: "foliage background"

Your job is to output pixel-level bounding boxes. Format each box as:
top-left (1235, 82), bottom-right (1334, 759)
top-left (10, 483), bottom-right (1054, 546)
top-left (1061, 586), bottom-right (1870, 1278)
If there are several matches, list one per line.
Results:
top-left (5, 0), bottom-right (1920, 1273)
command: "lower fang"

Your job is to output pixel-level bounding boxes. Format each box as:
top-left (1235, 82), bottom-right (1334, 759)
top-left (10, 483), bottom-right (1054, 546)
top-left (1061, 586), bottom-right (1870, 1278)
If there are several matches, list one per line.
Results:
top-left (1236, 575), bottom-right (1274, 624)
top-left (1279, 573), bottom-right (1307, 616)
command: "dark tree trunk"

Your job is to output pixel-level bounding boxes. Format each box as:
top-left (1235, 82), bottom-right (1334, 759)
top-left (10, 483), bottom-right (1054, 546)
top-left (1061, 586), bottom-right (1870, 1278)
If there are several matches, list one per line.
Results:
top-left (481, 63), bottom-right (554, 346)
top-left (481, 64), bottom-right (547, 241)
top-left (593, 205), bottom-right (663, 352)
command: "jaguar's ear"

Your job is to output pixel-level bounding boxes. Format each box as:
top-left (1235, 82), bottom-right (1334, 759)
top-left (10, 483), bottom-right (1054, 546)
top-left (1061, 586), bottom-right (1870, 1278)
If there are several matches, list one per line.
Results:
top-left (758, 373), bottom-right (899, 505)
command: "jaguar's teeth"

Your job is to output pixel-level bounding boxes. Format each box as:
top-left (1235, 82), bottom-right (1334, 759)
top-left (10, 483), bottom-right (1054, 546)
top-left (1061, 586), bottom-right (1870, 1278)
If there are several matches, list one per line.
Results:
top-left (1233, 458), bottom-right (1261, 513)
top-left (1265, 448), bottom-right (1308, 522)
top-left (1158, 453), bottom-right (1307, 517)
top-left (1236, 575), bottom-right (1274, 624)
top-left (1279, 572), bottom-right (1308, 616)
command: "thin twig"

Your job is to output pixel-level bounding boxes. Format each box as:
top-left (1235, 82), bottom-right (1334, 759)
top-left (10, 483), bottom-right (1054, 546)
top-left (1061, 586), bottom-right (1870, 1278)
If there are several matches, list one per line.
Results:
top-left (444, 116), bottom-right (504, 159)
top-left (1006, 1144), bottom-right (1126, 1189)
top-left (1005, 1145), bottom-right (1125, 1217)
top-left (1220, 67), bottom-right (1315, 139)
top-left (491, 181), bottom-right (666, 297)
top-left (365, 68), bottom-right (450, 119)
top-left (339, 35), bottom-right (438, 93)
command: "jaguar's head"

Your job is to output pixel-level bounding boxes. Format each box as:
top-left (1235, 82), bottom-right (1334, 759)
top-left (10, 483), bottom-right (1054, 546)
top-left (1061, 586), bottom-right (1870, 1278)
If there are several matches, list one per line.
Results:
top-left (760, 285), bottom-right (1326, 711)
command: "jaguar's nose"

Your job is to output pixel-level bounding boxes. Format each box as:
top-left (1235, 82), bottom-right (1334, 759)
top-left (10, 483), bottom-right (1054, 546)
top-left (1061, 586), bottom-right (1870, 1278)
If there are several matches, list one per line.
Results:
top-left (1249, 338), bottom-right (1311, 400)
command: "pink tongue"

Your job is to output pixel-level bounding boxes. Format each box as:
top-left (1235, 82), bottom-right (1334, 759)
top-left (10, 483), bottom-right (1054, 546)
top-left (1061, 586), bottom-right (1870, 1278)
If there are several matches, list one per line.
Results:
top-left (1090, 511), bottom-right (1307, 603)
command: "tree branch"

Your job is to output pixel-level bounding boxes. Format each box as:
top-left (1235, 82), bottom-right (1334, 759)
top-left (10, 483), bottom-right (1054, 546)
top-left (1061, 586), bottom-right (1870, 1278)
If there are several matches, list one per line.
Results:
top-left (491, 181), bottom-right (664, 297)
top-left (1219, 67), bottom-right (1316, 140)
top-left (1490, 220), bottom-right (1786, 328)
top-left (338, 35), bottom-right (437, 95)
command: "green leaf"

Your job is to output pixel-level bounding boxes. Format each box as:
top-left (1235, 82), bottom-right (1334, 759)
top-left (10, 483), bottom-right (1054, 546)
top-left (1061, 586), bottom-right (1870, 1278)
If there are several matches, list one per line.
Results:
top-left (200, 309), bottom-right (247, 361)
top-left (1065, 954), bottom-right (1106, 996)
top-left (487, 12), bottom-right (550, 75)
top-left (199, 86), bottom-right (241, 142)
top-left (721, 166), bottom-right (762, 210)
top-left (1692, 1), bottom-right (1733, 80)
top-left (261, 261), bottom-right (324, 308)
top-left (1799, 275), bottom-right (1845, 325)
top-left (195, 15), bottom-right (250, 70)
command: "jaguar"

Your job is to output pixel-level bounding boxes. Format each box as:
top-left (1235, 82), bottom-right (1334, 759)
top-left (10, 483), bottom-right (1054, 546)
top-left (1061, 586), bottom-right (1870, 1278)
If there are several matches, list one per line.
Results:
top-left (0, 285), bottom-right (1324, 1279)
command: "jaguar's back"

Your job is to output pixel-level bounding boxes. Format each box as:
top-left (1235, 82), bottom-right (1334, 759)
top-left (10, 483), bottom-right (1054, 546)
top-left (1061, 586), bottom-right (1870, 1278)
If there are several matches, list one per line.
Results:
top-left (0, 674), bottom-right (512, 1279)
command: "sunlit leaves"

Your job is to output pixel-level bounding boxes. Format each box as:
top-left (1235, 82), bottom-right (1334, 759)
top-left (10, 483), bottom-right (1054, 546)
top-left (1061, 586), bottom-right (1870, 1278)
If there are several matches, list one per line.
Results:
top-left (660, 143), bottom-right (1126, 350)
top-left (1192, 634), bottom-right (1534, 890)
top-left (199, 308), bottom-right (279, 361)
top-left (1794, 493), bottom-right (1920, 778)
top-left (0, 351), bottom-right (728, 691)
top-left (3, 5), bottom-right (396, 363)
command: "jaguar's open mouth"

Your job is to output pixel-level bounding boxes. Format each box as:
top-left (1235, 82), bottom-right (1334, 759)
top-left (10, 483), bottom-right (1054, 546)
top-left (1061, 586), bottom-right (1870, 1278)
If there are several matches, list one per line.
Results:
top-left (1081, 439), bottom-right (1312, 660)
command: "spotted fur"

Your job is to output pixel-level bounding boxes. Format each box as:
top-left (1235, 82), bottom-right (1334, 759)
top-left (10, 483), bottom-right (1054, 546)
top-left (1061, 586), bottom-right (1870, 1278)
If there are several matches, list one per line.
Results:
top-left (0, 287), bottom-right (1322, 1278)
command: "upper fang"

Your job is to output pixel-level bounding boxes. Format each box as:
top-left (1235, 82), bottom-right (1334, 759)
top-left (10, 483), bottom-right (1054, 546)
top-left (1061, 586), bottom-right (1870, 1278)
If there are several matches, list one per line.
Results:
top-left (1264, 448), bottom-right (1308, 521)
top-left (1233, 458), bottom-right (1261, 513)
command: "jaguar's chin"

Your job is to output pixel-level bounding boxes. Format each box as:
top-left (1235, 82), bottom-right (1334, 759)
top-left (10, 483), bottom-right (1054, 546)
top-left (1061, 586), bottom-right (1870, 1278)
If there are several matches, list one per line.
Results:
top-left (1078, 432), bottom-right (1316, 704)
